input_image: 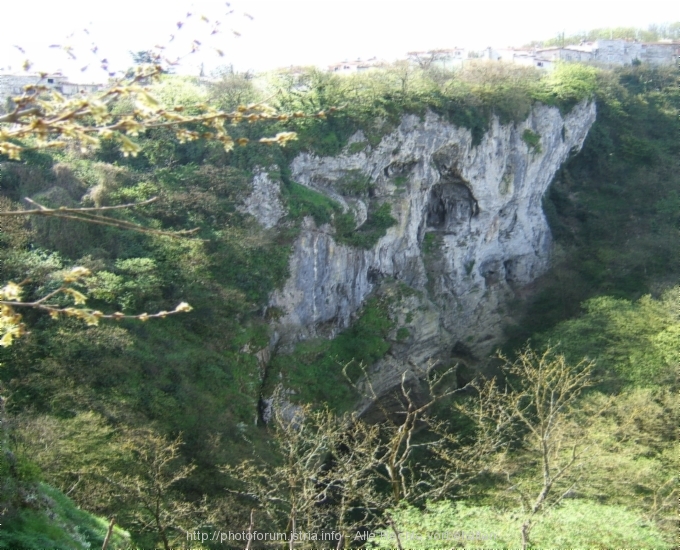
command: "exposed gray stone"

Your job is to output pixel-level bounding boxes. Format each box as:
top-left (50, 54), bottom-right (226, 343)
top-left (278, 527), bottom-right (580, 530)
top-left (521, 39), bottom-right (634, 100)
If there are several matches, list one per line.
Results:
top-left (269, 101), bottom-right (596, 401)
top-left (240, 167), bottom-right (285, 229)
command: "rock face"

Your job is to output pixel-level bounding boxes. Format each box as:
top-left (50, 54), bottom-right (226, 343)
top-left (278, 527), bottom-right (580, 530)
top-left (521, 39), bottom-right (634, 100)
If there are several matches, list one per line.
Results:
top-left (240, 167), bottom-right (285, 229)
top-left (269, 101), bottom-right (596, 388)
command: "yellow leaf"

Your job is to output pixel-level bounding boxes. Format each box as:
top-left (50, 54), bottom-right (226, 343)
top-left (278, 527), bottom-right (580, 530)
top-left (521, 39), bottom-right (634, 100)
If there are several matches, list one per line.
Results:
top-left (274, 132), bottom-right (298, 146)
top-left (83, 312), bottom-right (100, 326)
top-left (175, 129), bottom-right (199, 143)
top-left (119, 135), bottom-right (142, 157)
top-left (221, 137), bottom-right (234, 153)
top-left (0, 282), bottom-right (22, 301)
top-left (63, 266), bottom-right (92, 283)
top-left (0, 142), bottom-right (22, 160)
top-left (73, 292), bottom-right (87, 305)
top-left (0, 332), bottom-right (14, 347)
top-left (135, 90), bottom-right (161, 112)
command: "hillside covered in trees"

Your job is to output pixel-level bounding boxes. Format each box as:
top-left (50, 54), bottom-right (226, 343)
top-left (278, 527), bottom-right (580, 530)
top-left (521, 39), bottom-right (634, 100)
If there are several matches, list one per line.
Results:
top-left (0, 50), bottom-right (678, 549)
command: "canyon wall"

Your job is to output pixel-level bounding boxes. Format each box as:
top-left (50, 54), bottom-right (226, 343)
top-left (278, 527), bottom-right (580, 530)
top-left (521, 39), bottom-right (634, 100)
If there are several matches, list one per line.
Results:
top-left (260, 100), bottom-right (596, 400)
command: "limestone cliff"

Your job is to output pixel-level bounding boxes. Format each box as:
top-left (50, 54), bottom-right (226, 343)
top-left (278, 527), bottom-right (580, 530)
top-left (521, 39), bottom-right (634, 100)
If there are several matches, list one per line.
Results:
top-left (263, 100), bottom-right (596, 399)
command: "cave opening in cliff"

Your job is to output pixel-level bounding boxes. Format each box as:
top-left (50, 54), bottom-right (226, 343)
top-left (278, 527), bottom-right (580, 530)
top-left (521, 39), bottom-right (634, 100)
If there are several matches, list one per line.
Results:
top-left (426, 179), bottom-right (479, 233)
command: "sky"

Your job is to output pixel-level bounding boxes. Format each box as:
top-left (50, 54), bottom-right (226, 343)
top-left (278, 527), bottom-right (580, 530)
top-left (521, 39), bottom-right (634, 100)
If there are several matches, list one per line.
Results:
top-left (0, 0), bottom-right (677, 81)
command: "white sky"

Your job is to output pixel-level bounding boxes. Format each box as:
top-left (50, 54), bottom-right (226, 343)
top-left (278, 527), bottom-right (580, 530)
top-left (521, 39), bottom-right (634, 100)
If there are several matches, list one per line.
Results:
top-left (0, 0), bottom-right (677, 80)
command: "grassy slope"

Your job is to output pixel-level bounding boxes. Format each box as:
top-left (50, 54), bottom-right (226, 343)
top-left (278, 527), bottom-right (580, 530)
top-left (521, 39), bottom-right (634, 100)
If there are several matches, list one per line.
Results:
top-left (0, 483), bottom-right (129, 550)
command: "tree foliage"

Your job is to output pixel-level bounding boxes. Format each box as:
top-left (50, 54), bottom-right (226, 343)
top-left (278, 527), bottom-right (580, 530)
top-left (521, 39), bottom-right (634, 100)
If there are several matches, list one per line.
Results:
top-left (0, 52), bottom-right (332, 346)
top-left (537, 290), bottom-right (680, 388)
top-left (532, 21), bottom-right (680, 48)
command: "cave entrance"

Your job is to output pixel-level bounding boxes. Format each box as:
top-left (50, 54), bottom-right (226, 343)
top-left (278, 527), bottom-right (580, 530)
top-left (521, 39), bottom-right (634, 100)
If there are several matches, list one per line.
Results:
top-left (426, 179), bottom-right (478, 233)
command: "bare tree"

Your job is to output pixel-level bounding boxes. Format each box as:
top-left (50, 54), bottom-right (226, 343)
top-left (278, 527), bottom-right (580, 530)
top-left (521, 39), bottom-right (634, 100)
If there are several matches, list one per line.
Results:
top-left (100, 430), bottom-right (206, 550)
top-left (225, 361), bottom-right (496, 548)
top-left (347, 362), bottom-right (470, 505)
top-left (406, 49), bottom-right (452, 70)
top-left (226, 348), bottom-right (599, 549)
top-left (462, 346), bottom-right (595, 549)
top-left (224, 395), bottom-right (386, 549)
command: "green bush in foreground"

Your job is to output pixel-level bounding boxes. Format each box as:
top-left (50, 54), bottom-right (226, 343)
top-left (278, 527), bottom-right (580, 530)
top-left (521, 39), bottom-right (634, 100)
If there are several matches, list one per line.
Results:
top-left (0, 484), bottom-right (129, 550)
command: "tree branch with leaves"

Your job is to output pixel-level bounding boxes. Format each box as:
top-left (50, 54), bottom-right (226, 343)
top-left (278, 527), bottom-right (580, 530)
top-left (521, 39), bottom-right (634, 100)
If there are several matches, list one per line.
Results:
top-left (0, 39), bottom-right (333, 346)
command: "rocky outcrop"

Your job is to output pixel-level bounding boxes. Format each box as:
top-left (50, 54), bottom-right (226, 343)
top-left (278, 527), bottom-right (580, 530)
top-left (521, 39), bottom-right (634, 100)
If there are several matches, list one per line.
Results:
top-left (269, 100), bottom-right (596, 392)
top-left (240, 167), bottom-right (285, 229)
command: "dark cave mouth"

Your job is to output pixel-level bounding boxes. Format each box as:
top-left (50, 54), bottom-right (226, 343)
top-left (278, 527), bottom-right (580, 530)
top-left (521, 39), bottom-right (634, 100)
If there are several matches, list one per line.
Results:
top-left (425, 181), bottom-right (478, 232)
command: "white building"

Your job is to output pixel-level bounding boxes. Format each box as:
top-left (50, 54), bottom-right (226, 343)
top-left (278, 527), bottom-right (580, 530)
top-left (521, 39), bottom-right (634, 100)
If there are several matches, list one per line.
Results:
top-left (0, 72), bottom-right (103, 107)
top-left (476, 39), bottom-right (679, 71)
top-left (328, 57), bottom-right (386, 75)
top-left (326, 38), bottom-right (678, 79)
top-left (536, 40), bottom-right (680, 66)
top-left (494, 48), bottom-right (554, 69)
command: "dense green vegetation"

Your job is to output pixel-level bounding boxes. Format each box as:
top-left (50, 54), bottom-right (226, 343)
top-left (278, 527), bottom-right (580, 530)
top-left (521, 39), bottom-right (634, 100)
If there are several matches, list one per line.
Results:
top-left (0, 483), bottom-right (129, 550)
top-left (521, 129), bottom-right (542, 153)
top-left (272, 61), bottom-right (598, 152)
top-left (536, 293), bottom-right (679, 388)
top-left (512, 64), bottom-right (680, 341)
top-left (0, 56), bottom-right (678, 548)
top-left (266, 295), bottom-right (394, 410)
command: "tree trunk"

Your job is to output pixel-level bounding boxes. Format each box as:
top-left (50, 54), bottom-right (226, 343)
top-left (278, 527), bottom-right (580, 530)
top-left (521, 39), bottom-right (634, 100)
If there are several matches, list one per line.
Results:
top-left (101, 517), bottom-right (115, 550)
top-left (521, 520), bottom-right (531, 550)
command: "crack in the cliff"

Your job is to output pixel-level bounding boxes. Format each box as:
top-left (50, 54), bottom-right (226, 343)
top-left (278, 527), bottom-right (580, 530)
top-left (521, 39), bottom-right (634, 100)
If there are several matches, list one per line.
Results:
top-left (383, 160), bottom-right (417, 179)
